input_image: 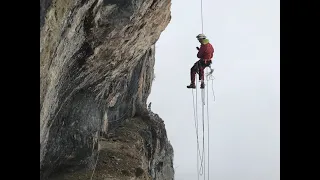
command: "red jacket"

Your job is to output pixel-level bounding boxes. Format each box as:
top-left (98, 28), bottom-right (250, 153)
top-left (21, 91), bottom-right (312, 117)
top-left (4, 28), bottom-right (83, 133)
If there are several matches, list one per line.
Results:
top-left (197, 41), bottom-right (214, 60)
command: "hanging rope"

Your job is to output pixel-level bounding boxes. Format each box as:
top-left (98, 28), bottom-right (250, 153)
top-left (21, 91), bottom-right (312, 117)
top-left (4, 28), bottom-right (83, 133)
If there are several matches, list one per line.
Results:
top-left (201, 89), bottom-right (206, 178)
top-left (200, 0), bottom-right (208, 177)
top-left (206, 69), bottom-right (210, 180)
top-left (207, 70), bottom-right (216, 102)
top-left (193, 0), bottom-right (218, 178)
top-left (209, 74), bottom-right (216, 102)
top-left (200, 0), bottom-right (204, 33)
top-left (191, 73), bottom-right (216, 180)
top-left (198, 82), bottom-right (206, 177)
top-left (192, 89), bottom-right (201, 180)
top-left (201, 88), bottom-right (206, 180)
top-left (192, 90), bottom-right (200, 180)
top-left (192, 80), bottom-right (208, 179)
top-left (196, 80), bottom-right (205, 177)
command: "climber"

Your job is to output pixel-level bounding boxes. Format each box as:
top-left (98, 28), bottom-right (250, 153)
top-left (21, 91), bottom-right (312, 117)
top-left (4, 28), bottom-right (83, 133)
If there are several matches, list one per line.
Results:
top-left (187, 34), bottom-right (214, 89)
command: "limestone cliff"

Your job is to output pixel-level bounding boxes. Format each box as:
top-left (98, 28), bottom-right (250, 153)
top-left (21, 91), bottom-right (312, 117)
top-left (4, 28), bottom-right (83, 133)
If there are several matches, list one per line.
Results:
top-left (40, 0), bottom-right (173, 179)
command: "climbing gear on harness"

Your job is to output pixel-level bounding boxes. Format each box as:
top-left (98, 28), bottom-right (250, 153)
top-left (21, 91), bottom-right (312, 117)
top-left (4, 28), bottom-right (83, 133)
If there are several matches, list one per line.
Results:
top-left (207, 68), bottom-right (214, 77)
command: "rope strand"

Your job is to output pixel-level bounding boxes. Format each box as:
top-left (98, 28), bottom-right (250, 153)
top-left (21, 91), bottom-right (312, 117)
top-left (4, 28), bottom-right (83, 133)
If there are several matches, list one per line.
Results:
top-left (197, 80), bottom-right (205, 175)
top-left (200, 0), bottom-right (204, 33)
top-left (201, 88), bottom-right (206, 179)
top-left (192, 78), bottom-right (207, 178)
top-left (192, 90), bottom-right (200, 180)
top-left (206, 69), bottom-right (210, 180)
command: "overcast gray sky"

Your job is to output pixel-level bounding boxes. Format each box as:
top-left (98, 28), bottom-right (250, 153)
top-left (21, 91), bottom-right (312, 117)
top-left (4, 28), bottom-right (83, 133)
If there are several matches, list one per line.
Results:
top-left (148, 0), bottom-right (280, 179)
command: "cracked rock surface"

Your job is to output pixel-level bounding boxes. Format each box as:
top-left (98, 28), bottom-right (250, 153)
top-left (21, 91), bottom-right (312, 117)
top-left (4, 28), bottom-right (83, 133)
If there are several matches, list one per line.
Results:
top-left (40, 0), bottom-right (173, 179)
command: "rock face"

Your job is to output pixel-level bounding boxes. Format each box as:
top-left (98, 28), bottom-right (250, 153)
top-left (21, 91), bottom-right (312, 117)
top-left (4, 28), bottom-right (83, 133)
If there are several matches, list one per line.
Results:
top-left (48, 112), bottom-right (174, 180)
top-left (40, 0), bottom-right (172, 179)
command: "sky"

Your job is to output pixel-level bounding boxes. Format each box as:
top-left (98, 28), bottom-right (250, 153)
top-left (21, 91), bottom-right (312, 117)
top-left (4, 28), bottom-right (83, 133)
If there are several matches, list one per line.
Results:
top-left (148, 0), bottom-right (280, 180)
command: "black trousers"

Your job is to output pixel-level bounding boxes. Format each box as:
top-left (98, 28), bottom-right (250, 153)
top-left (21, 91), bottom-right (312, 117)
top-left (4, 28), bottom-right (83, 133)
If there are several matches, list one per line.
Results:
top-left (191, 59), bottom-right (212, 82)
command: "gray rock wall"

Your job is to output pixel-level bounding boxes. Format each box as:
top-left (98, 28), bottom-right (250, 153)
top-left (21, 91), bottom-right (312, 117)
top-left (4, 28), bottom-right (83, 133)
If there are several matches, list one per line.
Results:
top-left (40, 0), bottom-right (173, 179)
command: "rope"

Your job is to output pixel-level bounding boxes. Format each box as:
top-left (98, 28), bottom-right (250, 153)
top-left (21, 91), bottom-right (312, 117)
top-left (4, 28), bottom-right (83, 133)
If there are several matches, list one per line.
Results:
top-left (196, 80), bottom-right (203, 174)
top-left (198, 68), bottom-right (214, 180)
top-left (191, 67), bottom-right (217, 180)
top-left (201, 88), bottom-right (205, 180)
top-left (206, 69), bottom-right (210, 180)
top-left (211, 78), bottom-right (215, 101)
top-left (192, 80), bottom-right (207, 179)
top-left (191, 90), bottom-right (200, 180)
top-left (206, 69), bottom-right (215, 102)
top-left (200, 0), bottom-right (204, 33)
top-left (196, 81), bottom-right (205, 174)
top-left (197, 0), bottom-right (215, 176)
top-left (198, 81), bottom-right (206, 176)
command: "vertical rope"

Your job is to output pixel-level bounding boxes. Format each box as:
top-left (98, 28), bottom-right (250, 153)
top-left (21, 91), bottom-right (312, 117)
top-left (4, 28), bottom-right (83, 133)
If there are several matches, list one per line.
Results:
top-left (192, 79), bottom-right (205, 179)
top-left (200, 0), bottom-right (204, 33)
top-left (196, 80), bottom-right (198, 133)
top-left (211, 78), bottom-right (215, 101)
top-left (198, 79), bottom-right (205, 176)
top-left (197, 0), bottom-right (208, 175)
top-left (201, 88), bottom-right (205, 180)
top-left (206, 69), bottom-right (210, 180)
top-left (192, 90), bottom-right (200, 180)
